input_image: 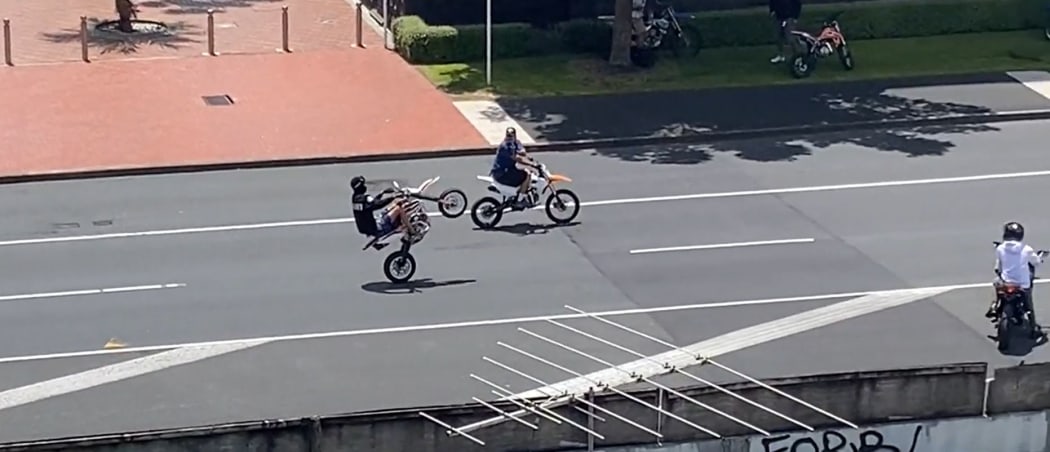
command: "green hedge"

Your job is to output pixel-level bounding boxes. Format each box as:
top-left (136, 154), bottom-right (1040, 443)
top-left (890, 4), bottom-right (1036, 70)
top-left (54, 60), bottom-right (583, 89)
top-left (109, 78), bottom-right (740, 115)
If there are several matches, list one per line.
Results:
top-left (393, 0), bottom-right (1047, 64)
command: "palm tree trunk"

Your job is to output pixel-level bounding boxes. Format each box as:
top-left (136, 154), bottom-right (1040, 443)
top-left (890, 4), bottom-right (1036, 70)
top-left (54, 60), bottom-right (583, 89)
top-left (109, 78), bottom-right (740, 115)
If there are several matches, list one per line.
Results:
top-left (608, 0), bottom-right (632, 66)
top-left (116, 0), bottom-right (134, 32)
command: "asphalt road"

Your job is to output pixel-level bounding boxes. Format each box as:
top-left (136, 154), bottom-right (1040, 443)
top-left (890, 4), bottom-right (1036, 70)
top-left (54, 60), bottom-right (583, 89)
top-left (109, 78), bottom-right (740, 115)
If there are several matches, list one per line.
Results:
top-left (4, 118), bottom-right (1050, 443)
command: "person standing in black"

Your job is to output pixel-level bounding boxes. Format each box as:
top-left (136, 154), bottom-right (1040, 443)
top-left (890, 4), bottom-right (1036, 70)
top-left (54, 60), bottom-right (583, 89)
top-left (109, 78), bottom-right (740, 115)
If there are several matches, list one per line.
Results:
top-left (769, 0), bottom-right (802, 64)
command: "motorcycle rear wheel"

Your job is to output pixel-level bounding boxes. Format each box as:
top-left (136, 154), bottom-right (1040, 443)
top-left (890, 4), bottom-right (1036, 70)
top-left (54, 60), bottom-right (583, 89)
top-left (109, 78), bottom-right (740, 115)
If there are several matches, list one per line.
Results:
top-left (789, 53), bottom-right (816, 79)
top-left (997, 315), bottom-right (1011, 351)
top-left (383, 251), bottom-right (416, 284)
top-left (470, 197), bottom-right (504, 229)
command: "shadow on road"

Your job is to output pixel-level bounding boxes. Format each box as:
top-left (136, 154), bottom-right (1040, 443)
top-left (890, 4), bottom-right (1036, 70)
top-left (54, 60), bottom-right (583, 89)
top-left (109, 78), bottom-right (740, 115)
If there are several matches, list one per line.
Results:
top-left (498, 74), bottom-right (1029, 164)
top-left (990, 331), bottom-right (1049, 357)
top-left (473, 221), bottom-right (581, 236)
top-left (361, 278), bottom-right (477, 295)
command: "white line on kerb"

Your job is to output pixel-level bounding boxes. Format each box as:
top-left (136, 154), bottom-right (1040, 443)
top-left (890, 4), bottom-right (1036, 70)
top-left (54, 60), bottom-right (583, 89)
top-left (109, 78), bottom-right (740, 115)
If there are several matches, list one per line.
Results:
top-left (0, 283), bottom-right (185, 304)
top-left (630, 238), bottom-right (815, 255)
top-left (0, 278), bottom-right (1039, 365)
top-left (2, 169), bottom-right (1049, 248)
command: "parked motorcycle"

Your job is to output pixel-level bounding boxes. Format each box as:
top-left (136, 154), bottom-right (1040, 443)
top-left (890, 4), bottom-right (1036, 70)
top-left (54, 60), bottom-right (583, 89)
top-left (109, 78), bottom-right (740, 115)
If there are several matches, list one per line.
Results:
top-left (630, 0), bottom-right (703, 68)
top-left (360, 179), bottom-right (458, 283)
top-left (991, 240), bottom-right (1049, 351)
top-left (470, 161), bottom-right (580, 229)
top-left (787, 11), bottom-right (854, 79)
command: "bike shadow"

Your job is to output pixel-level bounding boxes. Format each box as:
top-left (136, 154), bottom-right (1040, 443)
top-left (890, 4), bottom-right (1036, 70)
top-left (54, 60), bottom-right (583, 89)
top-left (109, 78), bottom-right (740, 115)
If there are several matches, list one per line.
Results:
top-left (473, 221), bottom-right (581, 236)
top-left (990, 330), bottom-right (1049, 357)
top-left (361, 278), bottom-right (477, 295)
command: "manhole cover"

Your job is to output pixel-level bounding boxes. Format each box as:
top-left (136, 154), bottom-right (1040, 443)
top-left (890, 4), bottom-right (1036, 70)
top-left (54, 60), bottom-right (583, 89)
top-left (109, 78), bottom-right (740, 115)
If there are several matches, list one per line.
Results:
top-left (202, 95), bottom-right (234, 106)
top-left (94, 19), bottom-right (172, 37)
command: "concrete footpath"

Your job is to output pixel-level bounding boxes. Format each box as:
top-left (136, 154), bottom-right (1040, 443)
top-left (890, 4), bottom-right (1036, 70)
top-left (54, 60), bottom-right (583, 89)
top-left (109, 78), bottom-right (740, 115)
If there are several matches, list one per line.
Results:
top-left (455, 71), bottom-right (1050, 146)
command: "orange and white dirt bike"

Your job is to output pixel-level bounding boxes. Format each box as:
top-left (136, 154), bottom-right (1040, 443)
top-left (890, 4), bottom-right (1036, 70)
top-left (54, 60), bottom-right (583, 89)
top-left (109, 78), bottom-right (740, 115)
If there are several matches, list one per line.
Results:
top-left (788, 11), bottom-right (854, 79)
top-left (470, 160), bottom-right (580, 229)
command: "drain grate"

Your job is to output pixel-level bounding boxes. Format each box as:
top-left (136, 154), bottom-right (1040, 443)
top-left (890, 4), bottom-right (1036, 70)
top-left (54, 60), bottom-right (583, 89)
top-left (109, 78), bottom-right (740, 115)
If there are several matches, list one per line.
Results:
top-left (202, 95), bottom-right (234, 106)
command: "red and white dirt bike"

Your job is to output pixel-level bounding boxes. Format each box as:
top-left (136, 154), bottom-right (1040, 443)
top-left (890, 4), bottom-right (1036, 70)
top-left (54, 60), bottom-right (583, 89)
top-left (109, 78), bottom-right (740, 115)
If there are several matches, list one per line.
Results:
top-left (787, 11), bottom-right (854, 79)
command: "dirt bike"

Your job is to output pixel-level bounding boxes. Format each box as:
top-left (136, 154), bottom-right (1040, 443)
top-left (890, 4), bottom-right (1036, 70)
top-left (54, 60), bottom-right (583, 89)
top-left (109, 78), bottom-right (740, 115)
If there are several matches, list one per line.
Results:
top-left (361, 178), bottom-right (462, 283)
top-left (991, 240), bottom-right (1049, 351)
top-left (628, 0), bottom-right (703, 68)
top-left (788, 11), bottom-right (854, 79)
top-left (470, 161), bottom-right (580, 230)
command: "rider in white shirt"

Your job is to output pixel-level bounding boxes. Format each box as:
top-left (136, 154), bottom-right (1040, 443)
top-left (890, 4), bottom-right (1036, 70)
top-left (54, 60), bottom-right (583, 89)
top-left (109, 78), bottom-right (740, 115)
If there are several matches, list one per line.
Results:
top-left (987, 222), bottom-right (1045, 321)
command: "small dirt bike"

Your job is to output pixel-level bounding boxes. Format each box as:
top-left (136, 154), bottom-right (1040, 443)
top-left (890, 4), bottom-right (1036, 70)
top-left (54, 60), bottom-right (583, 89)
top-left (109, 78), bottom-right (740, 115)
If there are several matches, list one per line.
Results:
top-left (630, 0), bottom-right (703, 68)
top-left (991, 240), bottom-right (1049, 351)
top-left (470, 161), bottom-right (580, 229)
top-left (362, 177), bottom-right (464, 283)
top-left (788, 11), bottom-right (854, 79)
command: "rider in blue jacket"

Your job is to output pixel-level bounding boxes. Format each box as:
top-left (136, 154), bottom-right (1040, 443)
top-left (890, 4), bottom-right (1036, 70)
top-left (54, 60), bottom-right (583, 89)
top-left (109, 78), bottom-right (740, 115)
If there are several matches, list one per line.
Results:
top-left (490, 127), bottom-right (537, 208)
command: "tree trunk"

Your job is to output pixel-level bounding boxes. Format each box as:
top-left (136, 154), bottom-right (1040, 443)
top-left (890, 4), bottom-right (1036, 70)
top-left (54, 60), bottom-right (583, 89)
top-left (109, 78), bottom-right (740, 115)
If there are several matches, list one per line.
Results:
top-left (608, 0), bottom-right (632, 66)
top-left (116, 0), bottom-right (134, 33)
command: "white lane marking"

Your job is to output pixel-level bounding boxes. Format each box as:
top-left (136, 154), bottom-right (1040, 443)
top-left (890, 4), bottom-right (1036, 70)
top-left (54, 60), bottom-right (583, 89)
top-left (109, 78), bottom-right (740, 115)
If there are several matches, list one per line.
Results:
top-left (452, 100), bottom-right (536, 146)
top-left (0, 283), bottom-right (185, 304)
top-left (4, 168), bottom-right (1050, 248)
top-left (1007, 71), bottom-right (1050, 100)
top-left (0, 278), bottom-right (1036, 365)
top-left (629, 238), bottom-right (815, 255)
top-left (0, 218), bottom-right (353, 247)
top-left (0, 340), bottom-right (269, 412)
top-left (512, 286), bottom-right (953, 399)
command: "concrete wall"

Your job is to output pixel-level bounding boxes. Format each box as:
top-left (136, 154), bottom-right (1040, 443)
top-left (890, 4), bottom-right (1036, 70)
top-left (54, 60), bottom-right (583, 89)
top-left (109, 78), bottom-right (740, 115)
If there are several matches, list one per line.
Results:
top-left (574, 410), bottom-right (1050, 452)
top-left (3, 361), bottom-right (1049, 452)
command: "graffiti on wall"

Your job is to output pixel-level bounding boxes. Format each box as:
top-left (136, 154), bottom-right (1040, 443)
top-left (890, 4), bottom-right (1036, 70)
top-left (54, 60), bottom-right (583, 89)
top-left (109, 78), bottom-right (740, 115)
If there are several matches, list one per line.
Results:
top-left (754, 425), bottom-right (923, 452)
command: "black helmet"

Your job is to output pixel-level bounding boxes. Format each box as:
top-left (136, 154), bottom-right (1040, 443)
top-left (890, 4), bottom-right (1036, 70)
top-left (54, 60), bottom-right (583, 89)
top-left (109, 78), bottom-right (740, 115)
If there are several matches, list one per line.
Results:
top-left (505, 127), bottom-right (516, 140)
top-left (349, 176), bottom-right (367, 194)
top-left (1003, 221), bottom-right (1025, 241)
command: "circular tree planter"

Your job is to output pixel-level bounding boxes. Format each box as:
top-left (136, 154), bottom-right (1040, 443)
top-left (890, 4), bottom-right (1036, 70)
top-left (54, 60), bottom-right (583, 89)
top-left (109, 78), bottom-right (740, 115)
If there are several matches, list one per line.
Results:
top-left (94, 19), bottom-right (172, 38)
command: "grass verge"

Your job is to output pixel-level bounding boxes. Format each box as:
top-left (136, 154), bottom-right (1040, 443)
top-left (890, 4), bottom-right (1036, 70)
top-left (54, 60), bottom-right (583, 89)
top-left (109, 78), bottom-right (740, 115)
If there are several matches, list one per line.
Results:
top-left (417, 30), bottom-right (1050, 98)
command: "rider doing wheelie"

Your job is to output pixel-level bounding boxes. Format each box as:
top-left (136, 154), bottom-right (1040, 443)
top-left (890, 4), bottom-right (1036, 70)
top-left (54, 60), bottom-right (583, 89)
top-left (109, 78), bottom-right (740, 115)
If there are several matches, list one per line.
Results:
top-left (490, 127), bottom-right (538, 209)
top-left (350, 176), bottom-right (419, 250)
top-left (987, 222), bottom-right (1045, 327)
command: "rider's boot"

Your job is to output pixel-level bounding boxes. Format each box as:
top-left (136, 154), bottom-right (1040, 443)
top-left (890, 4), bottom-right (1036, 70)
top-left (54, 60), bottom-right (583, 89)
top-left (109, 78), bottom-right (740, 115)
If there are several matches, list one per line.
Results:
top-left (373, 242), bottom-right (389, 251)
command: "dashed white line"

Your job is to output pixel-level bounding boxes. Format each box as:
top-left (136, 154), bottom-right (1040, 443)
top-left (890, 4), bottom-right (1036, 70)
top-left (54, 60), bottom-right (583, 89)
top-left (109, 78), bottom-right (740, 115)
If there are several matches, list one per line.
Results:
top-left (629, 238), bottom-right (815, 255)
top-left (0, 283), bottom-right (185, 304)
top-left (2, 168), bottom-right (1049, 248)
top-left (0, 278), bottom-right (1037, 365)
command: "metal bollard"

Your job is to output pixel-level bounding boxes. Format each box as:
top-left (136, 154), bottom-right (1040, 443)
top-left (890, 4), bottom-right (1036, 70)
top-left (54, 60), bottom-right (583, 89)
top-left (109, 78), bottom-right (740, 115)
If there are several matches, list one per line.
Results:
top-left (80, 16), bottom-right (89, 62)
top-left (3, 18), bottom-right (11, 66)
top-left (280, 5), bottom-right (291, 52)
top-left (354, 2), bottom-right (364, 48)
top-left (205, 8), bottom-right (216, 56)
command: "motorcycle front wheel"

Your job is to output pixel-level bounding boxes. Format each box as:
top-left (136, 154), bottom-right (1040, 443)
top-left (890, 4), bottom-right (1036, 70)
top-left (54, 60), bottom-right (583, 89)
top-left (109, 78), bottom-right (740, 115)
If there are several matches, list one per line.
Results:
top-left (545, 189), bottom-right (580, 225)
top-left (470, 197), bottom-right (504, 229)
top-left (836, 45), bottom-right (854, 70)
top-left (383, 251), bottom-right (416, 284)
top-left (1044, 27), bottom-right (1050, 41)
top-left (437, 188), bottom-right (468, 218)
top-left (668, 25), bottom-right (703, 58)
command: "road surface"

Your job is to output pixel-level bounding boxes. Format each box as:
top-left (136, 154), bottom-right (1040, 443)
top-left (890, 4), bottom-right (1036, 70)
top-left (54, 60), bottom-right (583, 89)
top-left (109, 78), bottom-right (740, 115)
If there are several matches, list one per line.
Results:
top-left (2, 118), bottom-right (1050, 443)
